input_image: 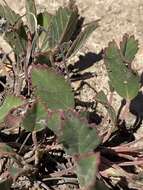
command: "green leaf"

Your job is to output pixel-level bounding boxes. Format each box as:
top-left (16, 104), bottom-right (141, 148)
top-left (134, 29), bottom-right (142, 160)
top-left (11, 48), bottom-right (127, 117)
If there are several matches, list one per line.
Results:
top-left (58, 7), bottom-right (79, 44)
top-left (37, 12), bottom-right (52, 28)
top-left (96, 91), bottom-right (116, 124)
top-left (37, 12), bottom-right (53, 49)
top-left (25, 0), bottom-right (37, 33)
top-left (4, 24), bottom-right (27, 56)
top-left (120, 34), bottom-right (138, 63)
top-left (0, 2), bottom-right (27, 55)
top-left (66, 21), bottom-right (98, 58)
top-left (22, 100), bottom-right (47, 132)
top-left (76, 154), bottom-right (98, 189)
top-left (0, 4), bottom-right (5, 18)
top-left (0, 2), bottom-right (21, 25)
top-left (31, 66), bottom-right (74, 110)
top-left (104, 41), bottom-right (139, 100)
top-left (47, 111), bottom-right (62, 135)
top-left (0, 96), bottom-right (24, 123)
top-left (41, 6), bottom-right (79, 51)
top-left (60, 111), bottom-right (100, 155)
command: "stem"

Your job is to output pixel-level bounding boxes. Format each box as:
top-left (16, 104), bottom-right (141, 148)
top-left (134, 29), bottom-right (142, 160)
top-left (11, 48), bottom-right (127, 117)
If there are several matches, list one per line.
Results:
top-left (0, 81), bottom-right (6, 88)
top-left (101, 91), bottom-right (115, 143)
top-left (100, 156), bottom-right (133, 179)
top-left (18, 133), bottom-right (31, 154)
top-left (119, 99), bottom-right (130, 122)
top-left (118, 159), bottom-right (143, 166)
top-left (36, 181), bottom-right (50, 190)
top-left (24, 32), bottom-right (33, 96)
top-left (49, 53), bottom-right (55, 68)
top-left (50, 167), bottom-right (75, 178)
top-left (42, 176), bottom-right (78, 183)
top-left (32, 131), bottom-right (39, 165)
top-left (59, 46), bottom-right (71, 84)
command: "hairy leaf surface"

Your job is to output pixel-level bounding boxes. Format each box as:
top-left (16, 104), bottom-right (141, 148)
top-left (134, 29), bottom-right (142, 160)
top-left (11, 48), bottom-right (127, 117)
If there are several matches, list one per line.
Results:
top-left (104, 41), bottom-right (139, 100)
top-left (60, 111), bottom-right (100, 155)
top-left (31, 66), bottom-right (74, 110)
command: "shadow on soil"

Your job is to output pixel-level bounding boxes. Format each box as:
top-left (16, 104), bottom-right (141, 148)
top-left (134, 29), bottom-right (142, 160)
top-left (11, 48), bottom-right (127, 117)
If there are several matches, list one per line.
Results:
top-left (69, 50), bottom-right (103, 82)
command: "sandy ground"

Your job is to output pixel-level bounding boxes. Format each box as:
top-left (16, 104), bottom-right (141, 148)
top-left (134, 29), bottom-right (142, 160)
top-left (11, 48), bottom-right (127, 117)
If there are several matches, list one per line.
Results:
top-left (2, 0), bottom-right (143, 51)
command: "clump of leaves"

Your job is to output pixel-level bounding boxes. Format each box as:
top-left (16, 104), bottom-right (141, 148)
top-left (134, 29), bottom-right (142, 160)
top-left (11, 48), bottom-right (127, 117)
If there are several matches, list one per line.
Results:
top-left (0, 0), bottom-right (98, 96)
top-left (95, 34), bottom-right (143, 189)
top-left (0, 0), bottom-right (143, 190)
top-left (104, 34), bottom-right (140, 129)
top-left (0, 0), bottom-right (101, 190)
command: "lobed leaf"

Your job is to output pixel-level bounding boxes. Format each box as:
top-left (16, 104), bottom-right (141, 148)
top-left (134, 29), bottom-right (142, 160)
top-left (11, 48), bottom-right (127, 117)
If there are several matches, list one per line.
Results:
top-left (60, 111), bottom-right (100, 155)
top-left (0, 96), bottom-right (24, 123)
top-left (120, 34), bottom-right (138, 63)
top-left (104, 40), bottom-right (139, 100)
top-left (47, 110), bottom-right (100, 189)
top-left (66, 21), bottom-right (98, 58)
top-left (31, 66), bottom-right (74, 110)
top-left (22, 100), bottom-right (47, 132)
top-left (41, 6), bottom-right (79, 51)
